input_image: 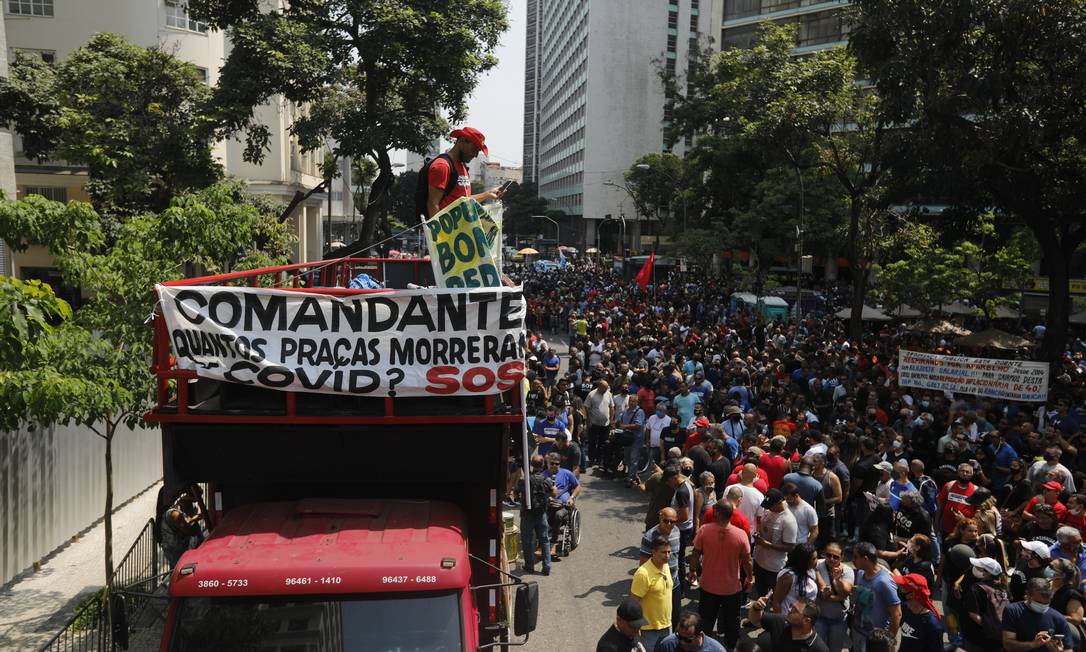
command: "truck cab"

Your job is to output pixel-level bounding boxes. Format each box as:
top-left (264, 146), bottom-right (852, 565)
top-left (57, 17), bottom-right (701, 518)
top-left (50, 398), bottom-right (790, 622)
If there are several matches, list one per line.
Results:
top-left (138, 258), bottom-right (536, 651)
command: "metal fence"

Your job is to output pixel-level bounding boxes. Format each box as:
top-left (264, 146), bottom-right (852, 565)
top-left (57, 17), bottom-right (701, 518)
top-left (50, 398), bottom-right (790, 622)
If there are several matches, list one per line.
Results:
top-left (39, 519), bottom-right (170, 652)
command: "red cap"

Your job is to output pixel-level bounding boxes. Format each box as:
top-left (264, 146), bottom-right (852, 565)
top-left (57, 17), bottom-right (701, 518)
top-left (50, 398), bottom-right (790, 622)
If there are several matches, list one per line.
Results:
top-left (893, 573), bottom-right (940, 619)
top-left (694, 417), bottom-right (710, 428)
top-left (1043, 480), bottom-right (1063, 491)
top-left (450, 127), bottom-right (488, 155)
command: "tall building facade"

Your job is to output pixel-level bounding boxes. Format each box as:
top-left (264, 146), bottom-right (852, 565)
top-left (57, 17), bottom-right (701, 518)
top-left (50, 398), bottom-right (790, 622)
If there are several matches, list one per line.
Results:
top-left (3, 0), bottom-right (329, 269)
top-left (718, 0), bottom-right (851, 53)
top-left (524, 0), bottom-right (716, 250)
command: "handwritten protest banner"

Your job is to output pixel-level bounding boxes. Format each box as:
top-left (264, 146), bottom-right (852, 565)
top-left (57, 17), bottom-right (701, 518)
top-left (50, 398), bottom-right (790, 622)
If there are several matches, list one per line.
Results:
top-left (423, 197), bottom-right (503, 288)
top-left (157, 285), bottom-right (526, 397)
top-left (897, 349), bottom-right (1049, 402)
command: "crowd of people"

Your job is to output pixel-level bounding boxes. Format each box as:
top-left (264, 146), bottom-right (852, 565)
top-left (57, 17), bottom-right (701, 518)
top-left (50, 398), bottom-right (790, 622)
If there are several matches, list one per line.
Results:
top-left (510, 260), bottom-right (1086, 652)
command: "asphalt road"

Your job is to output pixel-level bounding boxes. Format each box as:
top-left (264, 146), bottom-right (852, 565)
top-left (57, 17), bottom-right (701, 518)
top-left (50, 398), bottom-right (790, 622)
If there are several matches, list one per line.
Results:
top-left (515, 469), bottom-right (653, 651)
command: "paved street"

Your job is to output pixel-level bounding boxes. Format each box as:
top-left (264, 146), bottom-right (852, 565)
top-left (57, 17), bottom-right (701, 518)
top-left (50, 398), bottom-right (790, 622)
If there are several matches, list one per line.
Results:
top-left (516, 470), bottom-right (652, 650)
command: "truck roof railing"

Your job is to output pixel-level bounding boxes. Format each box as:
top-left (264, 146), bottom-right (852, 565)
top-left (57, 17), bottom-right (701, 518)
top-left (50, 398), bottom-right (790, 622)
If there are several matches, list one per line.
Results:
top-left (147, 258), bottom-right (523, 425)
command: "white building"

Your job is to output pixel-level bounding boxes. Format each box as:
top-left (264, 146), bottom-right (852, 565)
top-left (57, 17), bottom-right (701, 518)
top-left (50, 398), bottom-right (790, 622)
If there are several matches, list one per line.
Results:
top-left (523, 0), bottom-right (716, 251)
top-left (3, 0), bottom-right (328, 270)
top-left (479, 161), bottom-right (522, 190)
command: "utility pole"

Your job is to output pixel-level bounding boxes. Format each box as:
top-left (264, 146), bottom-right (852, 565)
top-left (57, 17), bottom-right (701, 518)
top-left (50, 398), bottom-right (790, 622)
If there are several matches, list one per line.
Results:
top-left (794, 164), bottom-right (805, 324)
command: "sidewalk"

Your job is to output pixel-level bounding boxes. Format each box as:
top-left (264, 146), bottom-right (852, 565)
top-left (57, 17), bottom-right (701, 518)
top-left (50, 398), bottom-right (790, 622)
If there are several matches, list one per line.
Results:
top-left (0, 481), bottom-right (162, 651)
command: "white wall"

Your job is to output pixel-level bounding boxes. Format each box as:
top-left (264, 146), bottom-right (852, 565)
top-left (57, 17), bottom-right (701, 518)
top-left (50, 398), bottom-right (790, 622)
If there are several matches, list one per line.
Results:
top-left (0, 423), bottom-right (162, 586)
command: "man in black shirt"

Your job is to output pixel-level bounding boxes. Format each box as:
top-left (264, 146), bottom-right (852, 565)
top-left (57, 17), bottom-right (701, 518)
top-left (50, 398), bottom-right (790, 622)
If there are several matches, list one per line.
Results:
top-left (597, 598), bottom-right (648, 652)
top-left (555, 432), bottom-right (582, 477)
top-left (747, 595), bottom-right (829, 652)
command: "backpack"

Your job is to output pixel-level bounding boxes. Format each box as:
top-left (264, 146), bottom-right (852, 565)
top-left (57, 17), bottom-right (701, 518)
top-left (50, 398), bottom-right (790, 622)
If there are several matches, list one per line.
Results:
top-left (976, 582), bottom-right (1009, 641)
top-left (526, 472), bottom-right (552, 515)
top-left (413, 153), bottom-right (460, 222)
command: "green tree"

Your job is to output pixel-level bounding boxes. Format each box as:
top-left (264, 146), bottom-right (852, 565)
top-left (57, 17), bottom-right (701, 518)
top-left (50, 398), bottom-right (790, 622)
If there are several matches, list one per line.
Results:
top-left (0, 179), bottom-right (292, 589)
top-left (387, 170), bottom-right (420, 231)
top-left (623, 153), bottom-right (686, 233)
top-left (500, 181), bottom-right (548, 245)
top-left (191, 0), bottom-right (508, 253)
top-left (0, 277), bottom-right (71, 369)
top-left (851, 0), bottom-right (1086, 361)
top-left (670, 24), bottom-right (896, 333)
top-left (0, 33), bottom-right (221, 216)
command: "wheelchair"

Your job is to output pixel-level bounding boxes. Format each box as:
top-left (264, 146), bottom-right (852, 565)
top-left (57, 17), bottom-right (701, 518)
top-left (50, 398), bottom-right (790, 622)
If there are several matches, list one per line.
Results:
top-left (549, 501), bottom-right (582, 558)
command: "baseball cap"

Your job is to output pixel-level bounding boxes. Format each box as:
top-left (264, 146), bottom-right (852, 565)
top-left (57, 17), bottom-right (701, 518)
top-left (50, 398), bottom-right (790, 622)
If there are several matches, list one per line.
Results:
top-left (893, 573), bottom-right (939, 617)
top-left (1042, 480), bottom-right (1063, 491)
top-left (969, 557), bottom-right (1003, 577)
top-left (1020, 540), bottom-right (1052, 560)
top-left (449, 127), bottom-right (489, 155)
top-left (761, 488), bottom-right (785, 509)
top-left (617, 597), bottom-right (648, 628)
top-left (693, 417), bottom-right (710, 429)
top-left (874, 461), bottom-right (893, 473)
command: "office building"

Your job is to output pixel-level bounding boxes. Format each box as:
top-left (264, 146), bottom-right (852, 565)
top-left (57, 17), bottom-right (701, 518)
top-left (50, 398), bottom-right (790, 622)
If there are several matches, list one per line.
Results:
top-left (718, 0), bottom-right (851, 53)
top-left (3, 0), bottom-right (329, 271)
top-left (523, 0), bottom-right (715, 250)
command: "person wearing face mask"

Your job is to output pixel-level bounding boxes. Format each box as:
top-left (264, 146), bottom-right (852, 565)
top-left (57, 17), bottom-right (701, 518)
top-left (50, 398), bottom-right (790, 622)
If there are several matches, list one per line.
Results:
top-left (1001, 577), bottom-right (1074, 652)
top-left (893, 573), bottom-right (944, 652)
top-left (1047, 558), bottom-right (1085, 639)
top-left (1051, 526), bottom-right (1086, 592)
top-left (936, 462), bottom-right (978, 538)
top-left (1059, 493), bottom-right (1086, 540)
top-left (644, 399), bottom-right (673, 473)
top-left (961, 556), bottom-right (1007, 651)
top-left (1011, 540), bottom-right (1053, 601)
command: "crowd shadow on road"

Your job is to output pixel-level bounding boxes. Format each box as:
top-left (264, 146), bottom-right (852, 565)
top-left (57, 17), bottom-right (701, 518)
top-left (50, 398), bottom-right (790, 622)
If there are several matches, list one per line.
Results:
top-left (573, 578), bottom-right (631, 609)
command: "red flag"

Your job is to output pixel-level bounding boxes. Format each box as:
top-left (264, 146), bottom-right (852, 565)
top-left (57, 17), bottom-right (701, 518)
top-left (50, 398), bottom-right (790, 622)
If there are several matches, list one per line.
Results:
top-left (634, 251), bottom-right (655, 290)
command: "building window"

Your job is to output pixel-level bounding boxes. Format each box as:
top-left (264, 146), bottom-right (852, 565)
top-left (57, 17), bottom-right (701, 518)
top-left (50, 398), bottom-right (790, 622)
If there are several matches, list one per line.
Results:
top-left (21, 186), bottom-right (67, 202)
top-left (6, 0), bottom-right (53, 16)
top-left (10, 47), bottom-right (56, 64)
top-left (194, 66), bottom-right (208, 83)
top-left (164, 0), bottom-right (208, 33)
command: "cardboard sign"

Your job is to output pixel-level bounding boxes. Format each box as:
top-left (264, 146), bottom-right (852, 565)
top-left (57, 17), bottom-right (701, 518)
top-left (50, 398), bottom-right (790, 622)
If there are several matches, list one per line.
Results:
top-left (157, 285), bottom-right (526, 396)
top-left (897, 349), bottom-right (1049, 402)
top-left (423, 197), bottom-right (502, 288)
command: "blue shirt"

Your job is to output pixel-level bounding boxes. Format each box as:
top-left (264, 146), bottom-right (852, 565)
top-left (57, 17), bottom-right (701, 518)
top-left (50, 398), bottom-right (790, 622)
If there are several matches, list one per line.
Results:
top-left (532, 416), bottom-right (567, 457)
top-left (1001, 601), bottom-right (1074, 651)
top-left (673, 392), bottom-right (700, 428)
top-left (989, 442), bottom-right (1019, 486)
top-left (1050, 543), bottom-right (1086, 592)
top-left (543, 467), bottom-right (579, 503)
top-left (653, 633), bottom-right (726, 651)
top-left (888, 480), bottom-right (917, 512)
top-left (852, 568), bottom-right (901, 634)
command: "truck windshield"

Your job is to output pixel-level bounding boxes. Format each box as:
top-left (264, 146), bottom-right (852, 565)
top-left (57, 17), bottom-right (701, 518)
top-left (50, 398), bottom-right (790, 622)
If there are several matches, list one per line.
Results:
top-left (169, 590), bottom-right (463, 652)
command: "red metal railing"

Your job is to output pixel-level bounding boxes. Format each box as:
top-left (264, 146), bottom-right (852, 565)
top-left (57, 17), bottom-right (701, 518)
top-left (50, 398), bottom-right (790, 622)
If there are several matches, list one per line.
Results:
top-left (148, 258), bottom-right (522, 425)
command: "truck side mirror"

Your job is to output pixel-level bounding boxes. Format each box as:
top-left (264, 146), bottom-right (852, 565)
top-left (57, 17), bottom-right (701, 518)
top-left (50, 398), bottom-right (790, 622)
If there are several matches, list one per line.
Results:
top-left (513, 582), bottom-right (538, 637)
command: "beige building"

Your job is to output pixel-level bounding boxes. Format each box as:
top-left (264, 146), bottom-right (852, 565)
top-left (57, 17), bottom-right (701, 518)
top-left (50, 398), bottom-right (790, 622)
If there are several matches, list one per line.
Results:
top-left (3, 0), bottom-right (328, 272)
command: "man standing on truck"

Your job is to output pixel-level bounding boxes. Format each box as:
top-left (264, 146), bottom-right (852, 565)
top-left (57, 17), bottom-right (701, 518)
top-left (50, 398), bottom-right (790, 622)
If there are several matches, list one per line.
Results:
top-left (423, 126), bottom-right (506, 218)
top-left (519, 454), bottom-right (555, 576)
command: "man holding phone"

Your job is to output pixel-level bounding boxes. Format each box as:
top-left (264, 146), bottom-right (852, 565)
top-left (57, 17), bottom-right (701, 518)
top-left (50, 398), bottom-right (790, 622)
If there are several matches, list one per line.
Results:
top-left (424, 127), bottom-right (508, 218)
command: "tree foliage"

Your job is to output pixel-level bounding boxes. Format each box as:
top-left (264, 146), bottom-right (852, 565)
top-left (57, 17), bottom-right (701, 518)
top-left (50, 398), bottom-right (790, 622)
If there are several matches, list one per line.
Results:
top-left (0, 33), bottom-right (221, 216)
top-left (623, 153), bottom-right (686, 230)
top-left (0, 179), bottom-right (292, 587)
top-left (191, 0), bottom-right (508, 253)
top-left (851, 0), bottom-right (1086, 360)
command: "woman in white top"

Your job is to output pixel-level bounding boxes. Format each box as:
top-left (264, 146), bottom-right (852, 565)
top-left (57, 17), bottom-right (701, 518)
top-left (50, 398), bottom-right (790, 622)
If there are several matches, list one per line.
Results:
top-left (771, 542), bottom-right (819, 615)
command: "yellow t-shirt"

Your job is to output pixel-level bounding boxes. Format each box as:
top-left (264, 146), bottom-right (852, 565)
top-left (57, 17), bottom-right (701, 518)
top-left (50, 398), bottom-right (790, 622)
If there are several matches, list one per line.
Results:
top-left (631, 560), bottom-right (673, 630)
top-left (573, 319), bottom-right (588, 336)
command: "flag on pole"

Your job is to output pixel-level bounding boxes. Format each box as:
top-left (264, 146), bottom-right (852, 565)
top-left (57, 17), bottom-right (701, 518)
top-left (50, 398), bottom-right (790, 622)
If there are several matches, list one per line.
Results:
top-left (634, 251), bottom-right (655, 290)
top-left (559, 249), bottom-right (567, 268)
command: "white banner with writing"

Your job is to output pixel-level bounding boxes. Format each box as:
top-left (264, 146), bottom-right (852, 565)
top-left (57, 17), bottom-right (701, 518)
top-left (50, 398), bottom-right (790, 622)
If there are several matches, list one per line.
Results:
top-left (897, 349), bottom-right (1049, 402)
top-left (157, 285), bottom-right (526, 396)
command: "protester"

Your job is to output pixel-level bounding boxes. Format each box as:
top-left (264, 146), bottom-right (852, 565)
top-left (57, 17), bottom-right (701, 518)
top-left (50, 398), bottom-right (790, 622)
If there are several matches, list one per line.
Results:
top-left (597, 598), bottom-right (649, 652)
top-left (632, 536), bottom-right (675, 651)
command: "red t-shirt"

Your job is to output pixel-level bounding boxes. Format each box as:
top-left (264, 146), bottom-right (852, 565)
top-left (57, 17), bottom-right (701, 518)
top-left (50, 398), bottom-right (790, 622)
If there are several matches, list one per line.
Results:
top-left (726, 473), bottom-right (768, 494)
top-left (759, 453), bottom-right (790, 489)
top-left (1059, 510), bottom-right (1086, 539)
top-left (693, 521), bottom-right (751, 596)
top-left (703, 504), bottom-right (752, 536)
top-left (936, 481), bottom-right (977, 535)
top-left (1026, 497), bottom-right (1068, 519)
top-left (427, 156), bottom-right (470, 211)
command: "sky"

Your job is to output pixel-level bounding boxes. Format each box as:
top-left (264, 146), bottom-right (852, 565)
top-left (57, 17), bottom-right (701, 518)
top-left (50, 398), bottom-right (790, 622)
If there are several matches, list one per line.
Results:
top-left (393, 0), bottom-right (527, 168)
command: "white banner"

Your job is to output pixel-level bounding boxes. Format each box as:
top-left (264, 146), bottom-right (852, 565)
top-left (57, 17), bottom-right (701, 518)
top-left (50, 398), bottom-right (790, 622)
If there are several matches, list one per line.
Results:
top-left (897, 349), bottom-right (1049, 402)
top-left (157, 285), bottom-right (526, 396)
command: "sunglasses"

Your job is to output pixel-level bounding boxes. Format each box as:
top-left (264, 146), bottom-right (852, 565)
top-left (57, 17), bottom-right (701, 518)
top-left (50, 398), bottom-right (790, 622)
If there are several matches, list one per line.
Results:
top-left (677, 634), bottom-right (699, 644)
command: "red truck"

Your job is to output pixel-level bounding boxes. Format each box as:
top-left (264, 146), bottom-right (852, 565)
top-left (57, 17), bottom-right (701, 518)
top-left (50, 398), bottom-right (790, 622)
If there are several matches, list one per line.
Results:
top-left (131, 258), bottom-right (537, 651)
